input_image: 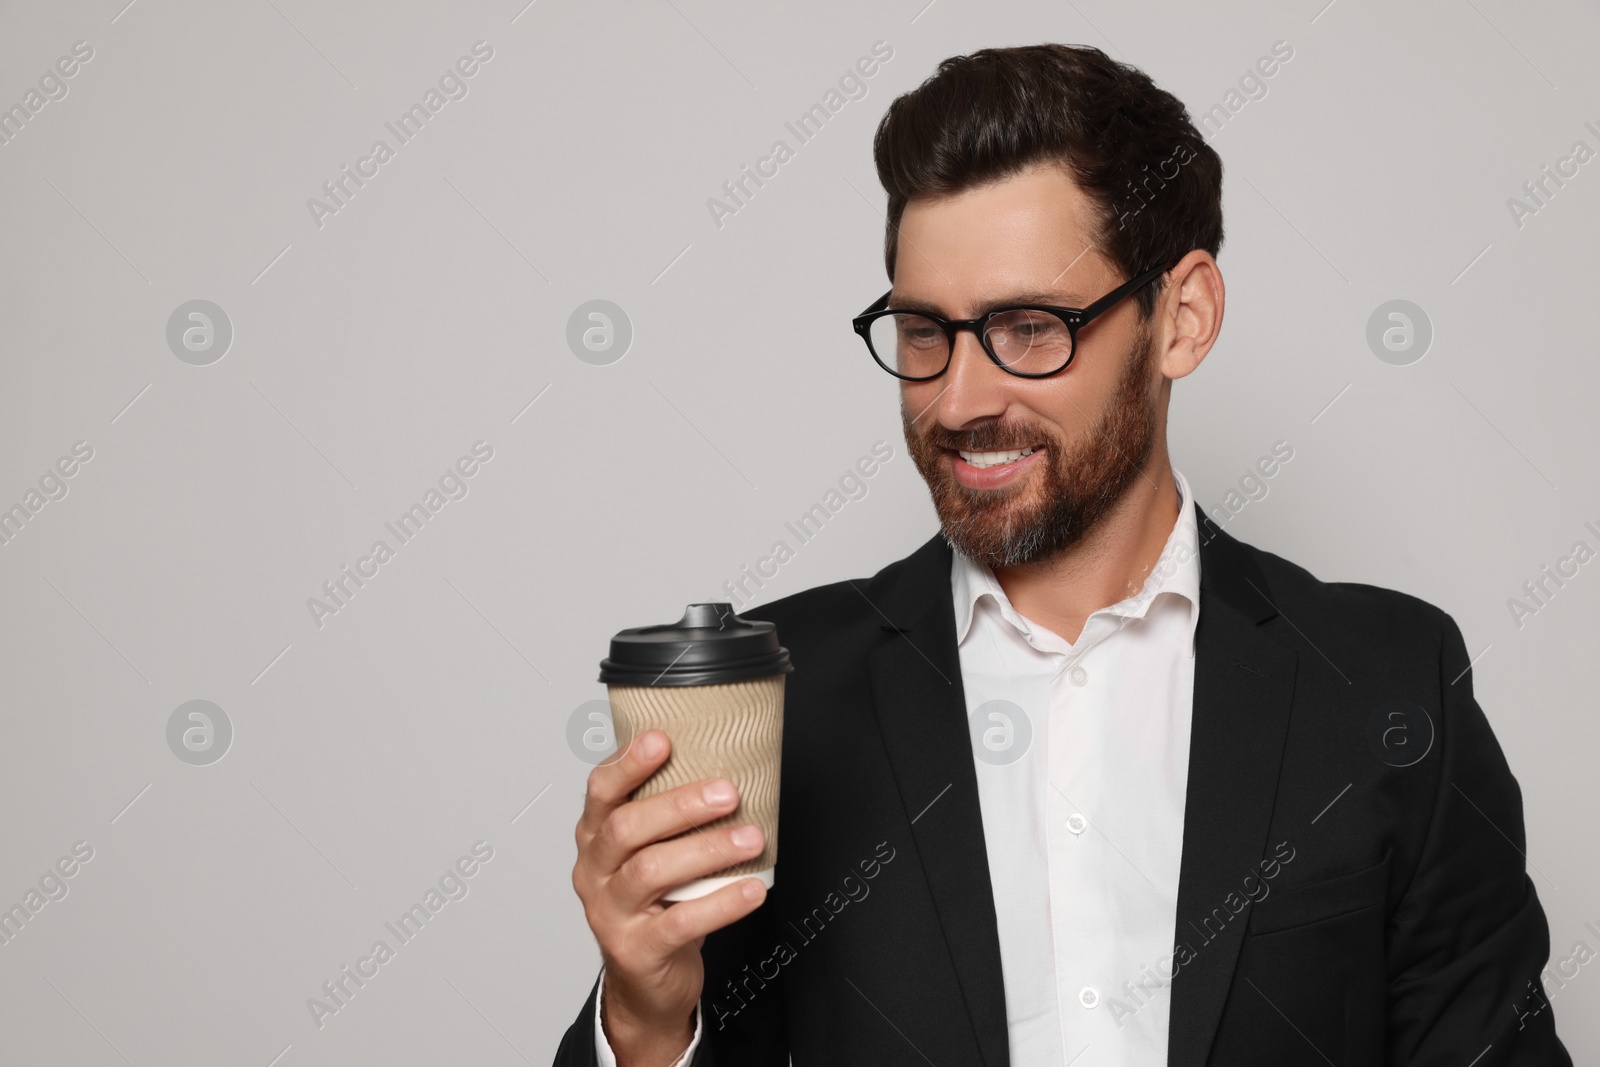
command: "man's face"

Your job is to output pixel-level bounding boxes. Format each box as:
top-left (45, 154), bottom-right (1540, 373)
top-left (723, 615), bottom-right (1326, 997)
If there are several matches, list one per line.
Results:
top-left (894, 161), bottom-right (1164, 569)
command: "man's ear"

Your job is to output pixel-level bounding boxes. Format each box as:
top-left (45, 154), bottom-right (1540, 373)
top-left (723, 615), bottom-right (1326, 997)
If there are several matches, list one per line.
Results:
top-left (1156, 250), bottom-right (1224, 381)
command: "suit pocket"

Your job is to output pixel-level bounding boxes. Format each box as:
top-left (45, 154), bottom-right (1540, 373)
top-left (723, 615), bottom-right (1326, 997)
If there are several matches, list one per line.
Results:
top-left (1246, 853), bottom-right (1389, 936)
top-left (1214, 856), bottom-right (1391, 1064)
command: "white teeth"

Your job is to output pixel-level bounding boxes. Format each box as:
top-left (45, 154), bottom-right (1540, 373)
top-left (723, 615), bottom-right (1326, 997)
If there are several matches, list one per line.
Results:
top-left (958, 446), bottom-right (1038, 469)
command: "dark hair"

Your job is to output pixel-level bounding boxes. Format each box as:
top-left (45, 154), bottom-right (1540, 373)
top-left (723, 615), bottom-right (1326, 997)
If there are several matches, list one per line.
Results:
top-left (871, 43), bottom-right (1223, 320)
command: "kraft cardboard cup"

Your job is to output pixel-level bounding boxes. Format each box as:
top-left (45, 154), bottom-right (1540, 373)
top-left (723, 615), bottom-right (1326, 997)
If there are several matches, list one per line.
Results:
top-left (599, 603), bottom-right (792, 902)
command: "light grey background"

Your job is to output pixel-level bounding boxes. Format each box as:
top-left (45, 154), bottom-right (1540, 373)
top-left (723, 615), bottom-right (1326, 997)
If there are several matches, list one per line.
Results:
top-left (2, 0), bottom-right (1597, 1062)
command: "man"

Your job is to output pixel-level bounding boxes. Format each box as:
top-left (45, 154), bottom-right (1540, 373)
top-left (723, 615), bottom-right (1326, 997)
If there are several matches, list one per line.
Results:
top-left (556, 44), bottom-right (1570, 1066)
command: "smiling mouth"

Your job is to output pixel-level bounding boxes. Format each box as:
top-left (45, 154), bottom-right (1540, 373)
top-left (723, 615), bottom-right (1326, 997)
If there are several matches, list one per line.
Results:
top-left (954, 445), bottom-right (1042, 470)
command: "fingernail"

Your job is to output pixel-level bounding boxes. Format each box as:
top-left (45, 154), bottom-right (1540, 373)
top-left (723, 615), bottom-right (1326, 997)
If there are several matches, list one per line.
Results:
top-left (636, 732), bottom-right (662, 759)
top-left (741, 879), bottom-right (765, 902)
top-left (702, 779), bottom-right (736, 805)
top-left (730, 825), bottom-right (761, 849)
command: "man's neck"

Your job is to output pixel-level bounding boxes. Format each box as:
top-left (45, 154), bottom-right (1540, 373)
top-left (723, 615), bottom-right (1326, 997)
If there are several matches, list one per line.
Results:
top-left (991, 456), bottom-right (1181, 645)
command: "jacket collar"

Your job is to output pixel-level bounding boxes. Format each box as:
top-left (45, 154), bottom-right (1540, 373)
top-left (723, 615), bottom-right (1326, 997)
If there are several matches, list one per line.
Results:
top-left (862, 504), bottom-right (1294, 1067)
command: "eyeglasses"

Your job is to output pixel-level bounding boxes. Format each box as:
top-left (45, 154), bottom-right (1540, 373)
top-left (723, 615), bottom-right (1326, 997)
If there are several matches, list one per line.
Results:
top-left (851, 262), bottom-right (1171, 381)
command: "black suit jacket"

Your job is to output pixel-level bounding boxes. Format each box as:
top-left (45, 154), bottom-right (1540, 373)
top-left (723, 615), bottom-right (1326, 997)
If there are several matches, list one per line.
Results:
top-left (556, 509), bottom-right (1571, 1065)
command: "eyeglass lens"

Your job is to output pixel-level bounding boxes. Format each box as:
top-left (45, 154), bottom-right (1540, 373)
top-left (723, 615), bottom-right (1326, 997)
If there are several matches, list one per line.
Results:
top-left (868, 308), bottom-right (1074, 378)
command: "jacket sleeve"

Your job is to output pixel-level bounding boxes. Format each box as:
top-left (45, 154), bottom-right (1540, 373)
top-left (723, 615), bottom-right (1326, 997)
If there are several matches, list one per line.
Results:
top-left (1383, 613), bottom-right (1572, 1065)
top-left (553, 896), bottom-right (789, 1066)
top-left (552, 974), bottom-right (603, 1067)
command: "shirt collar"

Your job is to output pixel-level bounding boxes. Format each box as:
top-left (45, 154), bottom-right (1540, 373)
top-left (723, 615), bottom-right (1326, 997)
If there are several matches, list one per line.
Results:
top-left (950, 467), bottom-right (1202, 652)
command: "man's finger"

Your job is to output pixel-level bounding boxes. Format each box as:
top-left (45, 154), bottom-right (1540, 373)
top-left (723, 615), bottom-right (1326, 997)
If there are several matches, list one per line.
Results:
top-left (588, 778), bottom-right (744, 878)
top-left (641, 877), bottom-right (769, 958)
top-left (608, 822), bottom-right (764, 913)
top-left (578, 730), bottom-right (671, 841)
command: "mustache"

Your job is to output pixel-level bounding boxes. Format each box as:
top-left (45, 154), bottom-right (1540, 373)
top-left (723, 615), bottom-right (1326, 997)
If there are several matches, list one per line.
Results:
top-left (916, 422), bottom-right (1056, 453)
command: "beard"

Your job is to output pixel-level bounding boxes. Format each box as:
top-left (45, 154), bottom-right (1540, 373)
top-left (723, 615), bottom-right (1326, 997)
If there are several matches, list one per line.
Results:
top-left (902, 320), bottom-right (1159, 570)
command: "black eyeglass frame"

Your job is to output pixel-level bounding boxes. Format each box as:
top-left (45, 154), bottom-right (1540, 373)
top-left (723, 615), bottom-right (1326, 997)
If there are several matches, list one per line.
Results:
top-left (851, 262), bottom-right (1172, 382)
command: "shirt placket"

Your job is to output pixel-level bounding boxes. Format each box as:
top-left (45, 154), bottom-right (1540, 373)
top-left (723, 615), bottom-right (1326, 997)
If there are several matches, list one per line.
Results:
top-left (1033, 615), bottom-right (1109, 1060)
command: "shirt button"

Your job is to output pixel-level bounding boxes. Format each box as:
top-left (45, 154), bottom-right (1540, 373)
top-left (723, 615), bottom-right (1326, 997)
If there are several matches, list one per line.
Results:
top-left (1066, 813), bottom-right (1088, 835)
top-left (1079, 986), bottom-right (1099, 1009)
top-left (1068, 665), bottom-right (1088, 687)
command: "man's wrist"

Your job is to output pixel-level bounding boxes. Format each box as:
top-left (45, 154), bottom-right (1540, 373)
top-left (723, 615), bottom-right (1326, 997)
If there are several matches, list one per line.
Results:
top-left (600, 973), bottom-right (696, 1067)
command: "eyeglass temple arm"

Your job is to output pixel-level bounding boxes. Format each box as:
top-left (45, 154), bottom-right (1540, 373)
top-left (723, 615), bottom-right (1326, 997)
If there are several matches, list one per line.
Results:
top-left (1076, 263), bottom-right (1170, 325)
top-left (856, 291), bottom-right (892, 320)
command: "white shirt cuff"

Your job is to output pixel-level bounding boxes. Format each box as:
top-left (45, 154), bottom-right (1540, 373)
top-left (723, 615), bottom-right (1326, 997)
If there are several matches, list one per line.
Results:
top-left (594, 966), bottom-right (703, 1067)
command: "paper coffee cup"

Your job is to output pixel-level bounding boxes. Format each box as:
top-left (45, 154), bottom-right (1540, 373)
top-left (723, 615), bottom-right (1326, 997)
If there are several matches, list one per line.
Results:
top-left (599, 603), bottom-right (791, 902)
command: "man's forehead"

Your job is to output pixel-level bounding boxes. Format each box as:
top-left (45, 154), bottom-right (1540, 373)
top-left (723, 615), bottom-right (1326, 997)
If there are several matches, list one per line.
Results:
top-left (888, 254), bottom-right (1107, 314)
top-left (889, 167), bottom-right (1109, 313)
top-left (886, 282), bottom-right (1097, 316)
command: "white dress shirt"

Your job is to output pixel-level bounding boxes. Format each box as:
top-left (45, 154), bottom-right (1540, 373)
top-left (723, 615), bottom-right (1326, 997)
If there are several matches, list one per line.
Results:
top-left (957, 468), bottom-right (1199, 1066)
top-left (597, 469), bottom-right (1200, 1067)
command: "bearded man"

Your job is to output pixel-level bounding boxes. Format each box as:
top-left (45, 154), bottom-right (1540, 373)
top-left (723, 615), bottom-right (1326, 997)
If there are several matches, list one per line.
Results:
top-left (557, 43), bottom-right (1570, 1067)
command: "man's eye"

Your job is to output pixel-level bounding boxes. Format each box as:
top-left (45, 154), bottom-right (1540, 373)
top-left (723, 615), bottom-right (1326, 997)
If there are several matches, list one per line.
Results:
top-left (993, 312), bottom-right (1065, 341)
top-left (898, 320), bottom-right (941, 346)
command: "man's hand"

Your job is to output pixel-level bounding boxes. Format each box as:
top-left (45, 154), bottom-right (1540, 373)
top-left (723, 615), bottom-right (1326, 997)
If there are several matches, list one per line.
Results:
top-left (573, 729), bottom-right (768, 1067)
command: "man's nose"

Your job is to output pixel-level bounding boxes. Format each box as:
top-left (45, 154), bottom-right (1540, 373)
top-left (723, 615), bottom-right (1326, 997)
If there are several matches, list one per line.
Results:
top-left (936, 328), bottom-right (1010, 427)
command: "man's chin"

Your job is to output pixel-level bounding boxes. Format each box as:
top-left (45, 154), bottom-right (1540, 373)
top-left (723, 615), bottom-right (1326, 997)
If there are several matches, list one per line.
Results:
top-left (936, 503), bottom-right (1059, 569)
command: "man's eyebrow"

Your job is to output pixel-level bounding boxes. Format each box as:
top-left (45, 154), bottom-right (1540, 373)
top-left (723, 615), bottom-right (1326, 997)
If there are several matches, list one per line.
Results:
top-left (887, 290), bottom-right (1090, 316)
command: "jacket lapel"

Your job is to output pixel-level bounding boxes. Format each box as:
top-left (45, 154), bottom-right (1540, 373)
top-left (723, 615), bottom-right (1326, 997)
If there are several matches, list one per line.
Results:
top-left (864, 532), bottom-right (1012, 1067)
top-left (1166, 507), bottom-right (1299, 1067)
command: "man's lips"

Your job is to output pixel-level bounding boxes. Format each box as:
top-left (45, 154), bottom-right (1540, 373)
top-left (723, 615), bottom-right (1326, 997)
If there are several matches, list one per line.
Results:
top-left (945, 445), bottom-right (1045, 489)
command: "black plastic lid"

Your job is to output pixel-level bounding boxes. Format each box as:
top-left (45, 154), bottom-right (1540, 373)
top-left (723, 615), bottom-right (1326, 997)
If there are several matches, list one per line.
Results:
top-left (598, 602), bottom-right (793, 687)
